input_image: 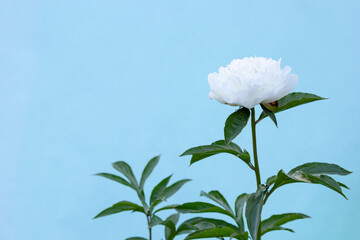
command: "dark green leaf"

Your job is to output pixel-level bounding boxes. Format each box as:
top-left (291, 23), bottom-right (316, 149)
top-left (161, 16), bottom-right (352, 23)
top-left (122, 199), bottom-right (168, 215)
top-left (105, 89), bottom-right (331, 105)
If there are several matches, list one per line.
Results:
top-left (184, 227), bottom-right (239, 239)
top-left (261, 213), bottom-right (310, 235)
top-left (245, 186), bottom-right (265, 240)
top-left (154, 204), bottom-right (179, 214)
top-left (139, 155), bottom-right (160, 191)
top-left (184, 217), bottom-right (237, 236)
top-left (260, 103), bottom-right (278, 127)
top-left (288, 162), bottom-right (352, 176)
top-left (304, 174), bottom-right (347, 199)
top-left (149, 215), bottom-right (163, 227)
top-left (272, 170), bottom-right (296, 190)
top-left (270, 169), bottom-right (348, 199)
top-left (164, 214), bottom-right (180, 240)
top-left (176, 217), bottom-right (204, 235)
top-left (112, 161), bottom-right (138, 188)
top-left (162, 179), bottom-right (191, 199)
top-left (338, 182), bottom-right (350, 189)
top-left (95, 173), bottom-right (134, 190)
top-left (94, 201), bottom-right (144, 219)
top-left (200, 191), bottom-right (234, 216)
top-left (262, 226), bottom-right (294, 235)
top-left (175, 202), bottom-right (233, 218)
top-left (150, 175), bottom-right (172, 205)
top-left (224, 108), bottom-right (250, 145)
top-left (176, 223), bottom-right (197, 235)
top-left (125, 237), bottom-right (147, 240)
top-left (234, 193), bottom-right (248, 231)
top-left (257, 92), bottom-right (326, 123)
top-left (265, 175), bottom-right (277, 186)
top-left (181, 140), bottom-right (250, 166)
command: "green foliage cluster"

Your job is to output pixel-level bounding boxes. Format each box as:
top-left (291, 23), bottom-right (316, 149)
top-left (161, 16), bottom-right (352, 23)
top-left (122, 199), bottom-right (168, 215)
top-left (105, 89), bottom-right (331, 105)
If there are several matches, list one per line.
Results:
top-left (94, 92), bottom-right (351, 240)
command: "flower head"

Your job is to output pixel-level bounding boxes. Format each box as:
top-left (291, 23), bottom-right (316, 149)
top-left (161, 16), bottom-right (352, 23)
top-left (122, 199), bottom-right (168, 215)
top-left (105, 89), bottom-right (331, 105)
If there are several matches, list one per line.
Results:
top-left (208, 57), bottom-right (298, 109)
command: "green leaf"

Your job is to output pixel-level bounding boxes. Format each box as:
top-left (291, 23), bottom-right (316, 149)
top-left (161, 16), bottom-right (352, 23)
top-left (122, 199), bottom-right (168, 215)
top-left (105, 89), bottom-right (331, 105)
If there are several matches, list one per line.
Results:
top-left (139, 155), bottom-right (160, 191)
top-left (164, 214), bottom-right (180, 240)
top-left (95, 173), bottom-right (135, 190)
top-left (272, 170), bottom-right (296, 190)
top-left (234, 193), bottom-right (248, 231)
top-left (150, 175), bottom-right (172, 205)
top-left (257, 92), bottom-right (326, 123)
top-left (112, 161), bottom-right (139, 188)
top-left (176, 217), bottom-right (203, 235)
top-left (162, 179), bottom-right (191, 200)
top-left (245, 186), bottom-right (265, 240)
top-left (181, 140), bottom-right (251, 166)
top-left (154, 204), bottom-right (179, 214)
top-left (200, 191), bottom-right (234, 216)
top-left (94, 201), bottom-right (144, 219)
top-left (184, 227), bottom-right (239, 239)
top-left (270, 169), bottom-right (348, 199)
top-left (175, 202), bottom-right (233, 218)
top-left (182, 217), bottom-right (241, 239)
top-left (288, 162), bottom-right (352, 176)
top-left (338, 181), bottom-right (350, 189)
top-left (125, 237), bottom-right (148, 240)
top-left (224, 108), bottom-right (250, 145)
top-left (265, 175), bottom-right (277, 186)
top-left (260, 103), bottom-right (277, 127)
top-left (149, 215), bottom-right (163, 227)
top-left (261, 213), bottom-right (310, 235)
top-left (304, 173), bottom-right (347, 199)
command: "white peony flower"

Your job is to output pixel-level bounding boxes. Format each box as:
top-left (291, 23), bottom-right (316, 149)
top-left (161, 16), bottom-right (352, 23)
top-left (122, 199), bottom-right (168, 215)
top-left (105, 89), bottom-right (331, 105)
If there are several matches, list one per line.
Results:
top-left (208, 57), bottom-right (298, 109)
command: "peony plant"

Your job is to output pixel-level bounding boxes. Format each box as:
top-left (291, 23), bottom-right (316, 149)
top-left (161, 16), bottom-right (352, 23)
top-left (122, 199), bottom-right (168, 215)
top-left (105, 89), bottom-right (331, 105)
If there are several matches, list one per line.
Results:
top-left (93, 156), bottom-right (192, 240)
top-left (177, 57), bottom-right (351, 239)
top-left (94, 57), bottom-right (351, 240)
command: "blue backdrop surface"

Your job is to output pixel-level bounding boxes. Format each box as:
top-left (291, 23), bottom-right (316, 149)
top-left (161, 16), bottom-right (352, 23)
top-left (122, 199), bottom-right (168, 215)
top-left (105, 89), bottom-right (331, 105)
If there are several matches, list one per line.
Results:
top-left (1, 0), bottom-right (359, 239)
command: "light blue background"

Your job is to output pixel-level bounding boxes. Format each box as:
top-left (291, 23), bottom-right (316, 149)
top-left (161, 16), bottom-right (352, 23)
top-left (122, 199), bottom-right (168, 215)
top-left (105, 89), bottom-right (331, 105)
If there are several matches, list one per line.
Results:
top-left (1, 0), bottom-right (359, 239)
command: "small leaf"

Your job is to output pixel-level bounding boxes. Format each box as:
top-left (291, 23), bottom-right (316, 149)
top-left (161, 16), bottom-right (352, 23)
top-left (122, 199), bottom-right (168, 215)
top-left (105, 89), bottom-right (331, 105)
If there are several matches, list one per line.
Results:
top-left (139, 155), bottom-right (160, 191)
top-left (224, 108), bottom-right (250, 145)
top-left (150, 175), bottom-right (172, 205)
top-left (200, 190), bottom-right (234, 216)
top-left (163, 214), bottom-right (180, 240)
top-left (265, 175), bottom-right (277, 186)
top-left (175, 202), bottom-right (233, 218)
top-left (234, 193), bottom-right (248, 231)
top-left (257, 92), bottom-right (326, 123)
top-left (149, 215), bottom-right (163, 227)
top-left (245, 186), bottom-right (265, 240)
top-left (261, 213), bottom-right (310, 235)
top-left (288, 162), bottom-right (352, 176)
top-left (181, 140), bottom-right (251, 166)
top-left (95, 173), bottom-right (135, 190)
top-left (260, 103), bottom-right (277, 127)
top-left (94, 201), bottom-right (144, 219)
top-left (338, 181), bottom-right (350, 189)
top-left (112, 161), bottom-right (139, 188)
top-left (162, 179), bottom-right (191, 200)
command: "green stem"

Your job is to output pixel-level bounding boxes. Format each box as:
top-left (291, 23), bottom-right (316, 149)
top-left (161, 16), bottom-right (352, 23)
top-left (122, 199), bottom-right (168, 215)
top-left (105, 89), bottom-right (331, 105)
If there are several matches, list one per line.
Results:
top-left (251, 108), bottom-right (261, 187)
top-left (146, 214), bottom-right (152, 240)
top-left (251, 108), bottom-right (262, 240)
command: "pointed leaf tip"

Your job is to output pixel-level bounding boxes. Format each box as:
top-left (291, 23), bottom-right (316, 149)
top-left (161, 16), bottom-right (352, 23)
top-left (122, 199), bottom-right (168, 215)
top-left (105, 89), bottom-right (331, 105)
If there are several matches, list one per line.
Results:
top-left (224, 108), bottom-right (250, 145)
top-left (139, 155), bottom-right (160, 191)
top-left (260, 103), bottom-right (278, 127)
